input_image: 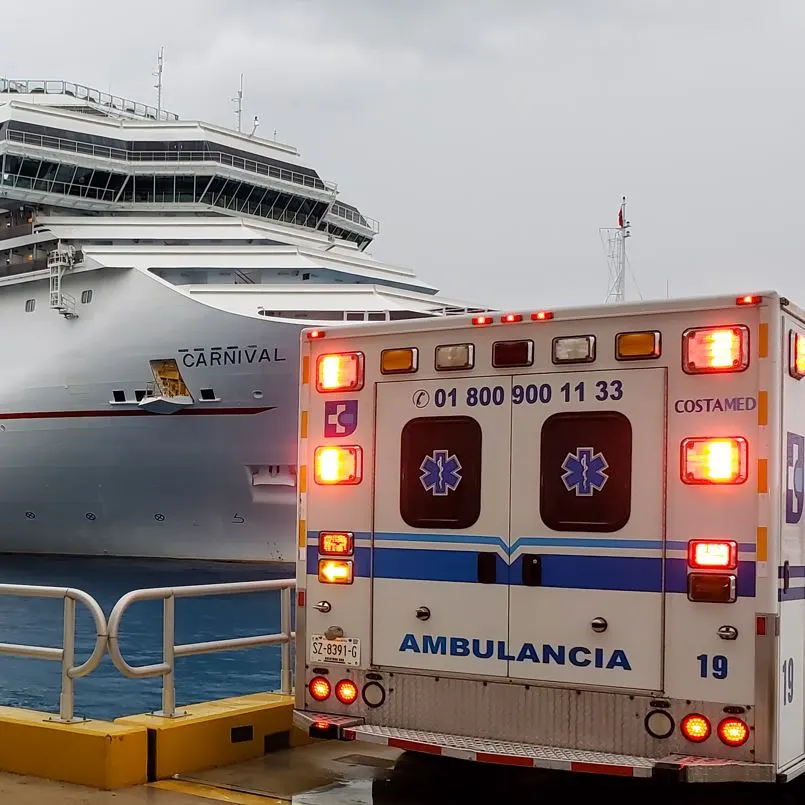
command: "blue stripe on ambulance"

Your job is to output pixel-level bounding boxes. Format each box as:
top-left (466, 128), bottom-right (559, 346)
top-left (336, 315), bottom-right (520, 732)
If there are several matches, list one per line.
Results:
top-left (307, 533), bottom-right (756, 596)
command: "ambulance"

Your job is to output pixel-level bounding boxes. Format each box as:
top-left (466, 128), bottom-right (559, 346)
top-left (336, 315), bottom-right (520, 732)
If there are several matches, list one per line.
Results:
top-left (293, 290), bottom-right (805, 784)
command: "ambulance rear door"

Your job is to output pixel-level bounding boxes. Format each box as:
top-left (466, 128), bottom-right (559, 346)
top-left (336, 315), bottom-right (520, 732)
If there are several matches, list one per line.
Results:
top-left (508, 367), bottom-right (667, 691)
top-left (371, 376), bottom-right (512, 677)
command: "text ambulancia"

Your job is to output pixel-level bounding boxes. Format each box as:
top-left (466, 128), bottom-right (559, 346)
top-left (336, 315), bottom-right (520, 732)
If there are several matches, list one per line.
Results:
top-left (293, 291), bottom-right (805, 784)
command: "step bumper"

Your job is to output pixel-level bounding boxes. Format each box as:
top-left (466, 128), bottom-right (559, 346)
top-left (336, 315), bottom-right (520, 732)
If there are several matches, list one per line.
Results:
top-left (295, 714), bottom-right (774, 783)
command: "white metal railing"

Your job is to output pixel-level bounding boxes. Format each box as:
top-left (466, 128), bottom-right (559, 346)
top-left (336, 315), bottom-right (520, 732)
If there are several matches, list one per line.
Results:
top-left (107, 579), bottom-right (296, 717)
top-left (0, 79), bottom-right (179, 121)
top-left (2, 128), bottom-right (336, 193)
top-left (0, 584), bottom-right (107, 722)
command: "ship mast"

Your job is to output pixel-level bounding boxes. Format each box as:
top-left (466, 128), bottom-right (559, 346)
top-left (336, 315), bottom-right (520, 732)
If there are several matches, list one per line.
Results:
top-left (233, 73), bottom-right (244, 133)
top-left (153, 46), bottom-right (165, 115)
top-left (601, 196), bottom-right (631, 303)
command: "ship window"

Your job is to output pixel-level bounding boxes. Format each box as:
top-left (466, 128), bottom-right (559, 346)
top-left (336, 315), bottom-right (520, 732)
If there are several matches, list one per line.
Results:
top-left (399, 416), bottom-right (482, 529)
top-left (112, 390), bottom-right (126, 402)
top-left (135, 389), bottom-right (146, 401)
top-left (81, 290), bottom-right (93, 304)
top-left (199, 388), bottom-right (216, 401)
top-left (368, 313), bottom-right (387, 321)
top-left (24, 299), bottom-right (35, 312)
top-left (539, 410), bottom-right (632, 533)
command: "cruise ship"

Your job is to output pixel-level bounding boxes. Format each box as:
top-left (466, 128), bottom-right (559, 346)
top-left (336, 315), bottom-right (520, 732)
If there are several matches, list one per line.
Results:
top-left (0, 78), bottom-right (483, 563)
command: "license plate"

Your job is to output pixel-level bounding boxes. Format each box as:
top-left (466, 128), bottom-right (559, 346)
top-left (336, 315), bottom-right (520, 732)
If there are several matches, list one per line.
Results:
top-left (310, 634), bottom-right (360, 666)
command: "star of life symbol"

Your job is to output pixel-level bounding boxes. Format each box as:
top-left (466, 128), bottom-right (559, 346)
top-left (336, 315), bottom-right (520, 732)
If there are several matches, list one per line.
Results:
top-left (561, 447), bottom-right (609, 496)
top-left (419, 449), bottom-right (462, 496)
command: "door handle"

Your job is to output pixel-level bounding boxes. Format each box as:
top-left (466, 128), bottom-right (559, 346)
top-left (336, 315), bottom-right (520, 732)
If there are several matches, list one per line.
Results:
top-left (522, 554), bottom-right (542, 586)
top-left (477, 552), bottom-right (496, 584)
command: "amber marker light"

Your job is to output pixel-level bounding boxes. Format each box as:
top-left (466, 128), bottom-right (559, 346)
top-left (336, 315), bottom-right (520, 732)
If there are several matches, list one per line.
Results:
top-left (318, 559), bottom-right (354, 584)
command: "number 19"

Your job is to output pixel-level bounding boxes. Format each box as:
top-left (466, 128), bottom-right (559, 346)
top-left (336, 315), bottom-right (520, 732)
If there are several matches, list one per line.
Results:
top-left (698, 653), bottom-right (728, 680)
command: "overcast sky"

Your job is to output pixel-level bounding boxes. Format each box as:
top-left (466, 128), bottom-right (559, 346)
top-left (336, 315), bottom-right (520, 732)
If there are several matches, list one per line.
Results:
top-left (3, 0), bottom-right (802, 310)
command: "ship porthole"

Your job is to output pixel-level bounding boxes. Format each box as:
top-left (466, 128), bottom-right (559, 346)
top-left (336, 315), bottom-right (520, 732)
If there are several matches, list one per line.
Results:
top-left (252, 390), bottom-right (264, 399)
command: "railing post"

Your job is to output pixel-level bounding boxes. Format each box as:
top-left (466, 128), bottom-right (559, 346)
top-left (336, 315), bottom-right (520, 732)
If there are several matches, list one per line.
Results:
top-left (59, 595), bottom-right (76, 722)
top-left (160, 594), bottom-right (176, 717)
top-left (280, 585), bottom-right (292, 695)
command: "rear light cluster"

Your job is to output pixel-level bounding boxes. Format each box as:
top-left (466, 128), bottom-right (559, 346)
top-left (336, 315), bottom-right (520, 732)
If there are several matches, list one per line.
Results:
top-left (646, 709), bottom-right (749, 747)
top-left (680, 714), bottom-right (749, 747)
top-left (316, 531), bottom-right (354, 585)
top-left (307, 675), bottom-right (385, 707)
top-left (686, 539), bottom-right (738, 603)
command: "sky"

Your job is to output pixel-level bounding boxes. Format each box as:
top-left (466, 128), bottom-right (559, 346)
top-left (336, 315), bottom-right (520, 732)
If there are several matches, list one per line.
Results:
top-left (2, 0), bottom-right (803, 310)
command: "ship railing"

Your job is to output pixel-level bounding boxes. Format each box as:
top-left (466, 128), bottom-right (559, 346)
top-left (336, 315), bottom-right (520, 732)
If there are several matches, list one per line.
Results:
top-left (107, 578), bottom-right (296, 718)
top-left (328, 202), bottom-right (381, 234)
top-left (0, 584), bottom-right (108, 723)
top-left (0, 78), bottom-right (179, 121)
top-left (1, 128), bottom-right (337, 194)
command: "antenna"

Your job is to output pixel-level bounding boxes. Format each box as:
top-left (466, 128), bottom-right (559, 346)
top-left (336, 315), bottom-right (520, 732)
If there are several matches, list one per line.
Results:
top-left (232, 73), bottom-right (244, 133)
top-left (153, 46), bottom-right (165, 114)
top-left (600, 196), bottom-right (631, 303)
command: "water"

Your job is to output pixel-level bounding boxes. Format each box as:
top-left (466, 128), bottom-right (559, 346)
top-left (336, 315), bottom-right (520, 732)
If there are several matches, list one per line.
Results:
top-left (0, 555), bottom-right (295, 720)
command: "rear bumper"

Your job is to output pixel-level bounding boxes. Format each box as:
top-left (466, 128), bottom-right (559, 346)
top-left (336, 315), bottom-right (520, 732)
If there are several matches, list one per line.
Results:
top-left (293, 710), bottom-right (775, 783)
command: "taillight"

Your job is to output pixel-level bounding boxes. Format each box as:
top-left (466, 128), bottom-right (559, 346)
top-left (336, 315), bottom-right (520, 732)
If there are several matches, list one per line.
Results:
top-left (681, 437), bottom-right (747, 484)
top-left (687, 573), bottom-right (737, 603)
top-left (687, 539), bottom-right (738, 570)
top-left (718, 717), bottom-right (749, 747)
top-left (315, 352), bottom-right (364, 392)
top-left (309, 676), bottom-right (331, 702)
top-left (682, 326), bottom-right (749, 373)
top-left (318, 531), bottom-right (354, 556)
top-left (318, 559), bottom-right (354, 585)
top-left (681, 714), bottom-right (711, 742)
top-left (335, 679), bottom-right (359, 705)
top-left (314, 446), bottom-right (362, 485)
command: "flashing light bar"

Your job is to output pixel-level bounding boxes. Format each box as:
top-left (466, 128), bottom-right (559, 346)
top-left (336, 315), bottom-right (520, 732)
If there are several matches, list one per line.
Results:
top-left (790, 330), bottom-right (805, 380)
top-left (435, 343), bottom-right (474, 371)
top-left (314, 446), bottom-right (363, 485)
top-left (687, 539), bottom-right (738, 570)
top-left (318, 531), bottom-right (354, 556)
top-left (531, 311), bottom-right (553, 321)
top-left (681, 437), bottom-right (747, 485)
top-left (316, 352), bottom-right (364, 393)
top-left (736, 294), bottom-right (761, 306)
top-left (492, 340), bottom-right (534, 368)
top-left (683, 326), bottom-right (749, 374)
top-left (501, 313), bottom-right (522, 323)
top-left (381, 347), bottom-right (417, 375)
top-left (306, 329), bottom-right (326, 340)
top-left (472, 315), bottom-right (493, 326)
top-left (552, 335), bottom-right (595, 364)
top-left (616, 331), bottom-right (661, 360)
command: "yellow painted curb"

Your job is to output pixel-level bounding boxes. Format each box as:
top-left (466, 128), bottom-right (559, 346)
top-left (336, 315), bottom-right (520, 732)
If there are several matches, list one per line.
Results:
top-left (0, 705), bottom-right (147, 789)
top-left (150, 779), bottom-right (287, 804)
top-left (116, 692), bottom-right (297, 781)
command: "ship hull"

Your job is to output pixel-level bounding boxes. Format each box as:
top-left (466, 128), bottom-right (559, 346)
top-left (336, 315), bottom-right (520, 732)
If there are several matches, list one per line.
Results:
top-left (0, 265), bottom-right (308, 563)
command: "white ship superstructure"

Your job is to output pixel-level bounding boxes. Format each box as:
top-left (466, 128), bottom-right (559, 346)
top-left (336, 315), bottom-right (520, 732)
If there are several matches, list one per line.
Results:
top-left (0, 79), bottom-right (483, 562)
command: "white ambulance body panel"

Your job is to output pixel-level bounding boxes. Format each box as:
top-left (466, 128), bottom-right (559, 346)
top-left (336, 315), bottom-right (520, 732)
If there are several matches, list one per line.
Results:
top-left (293, 291), bottom-right (805, 784)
